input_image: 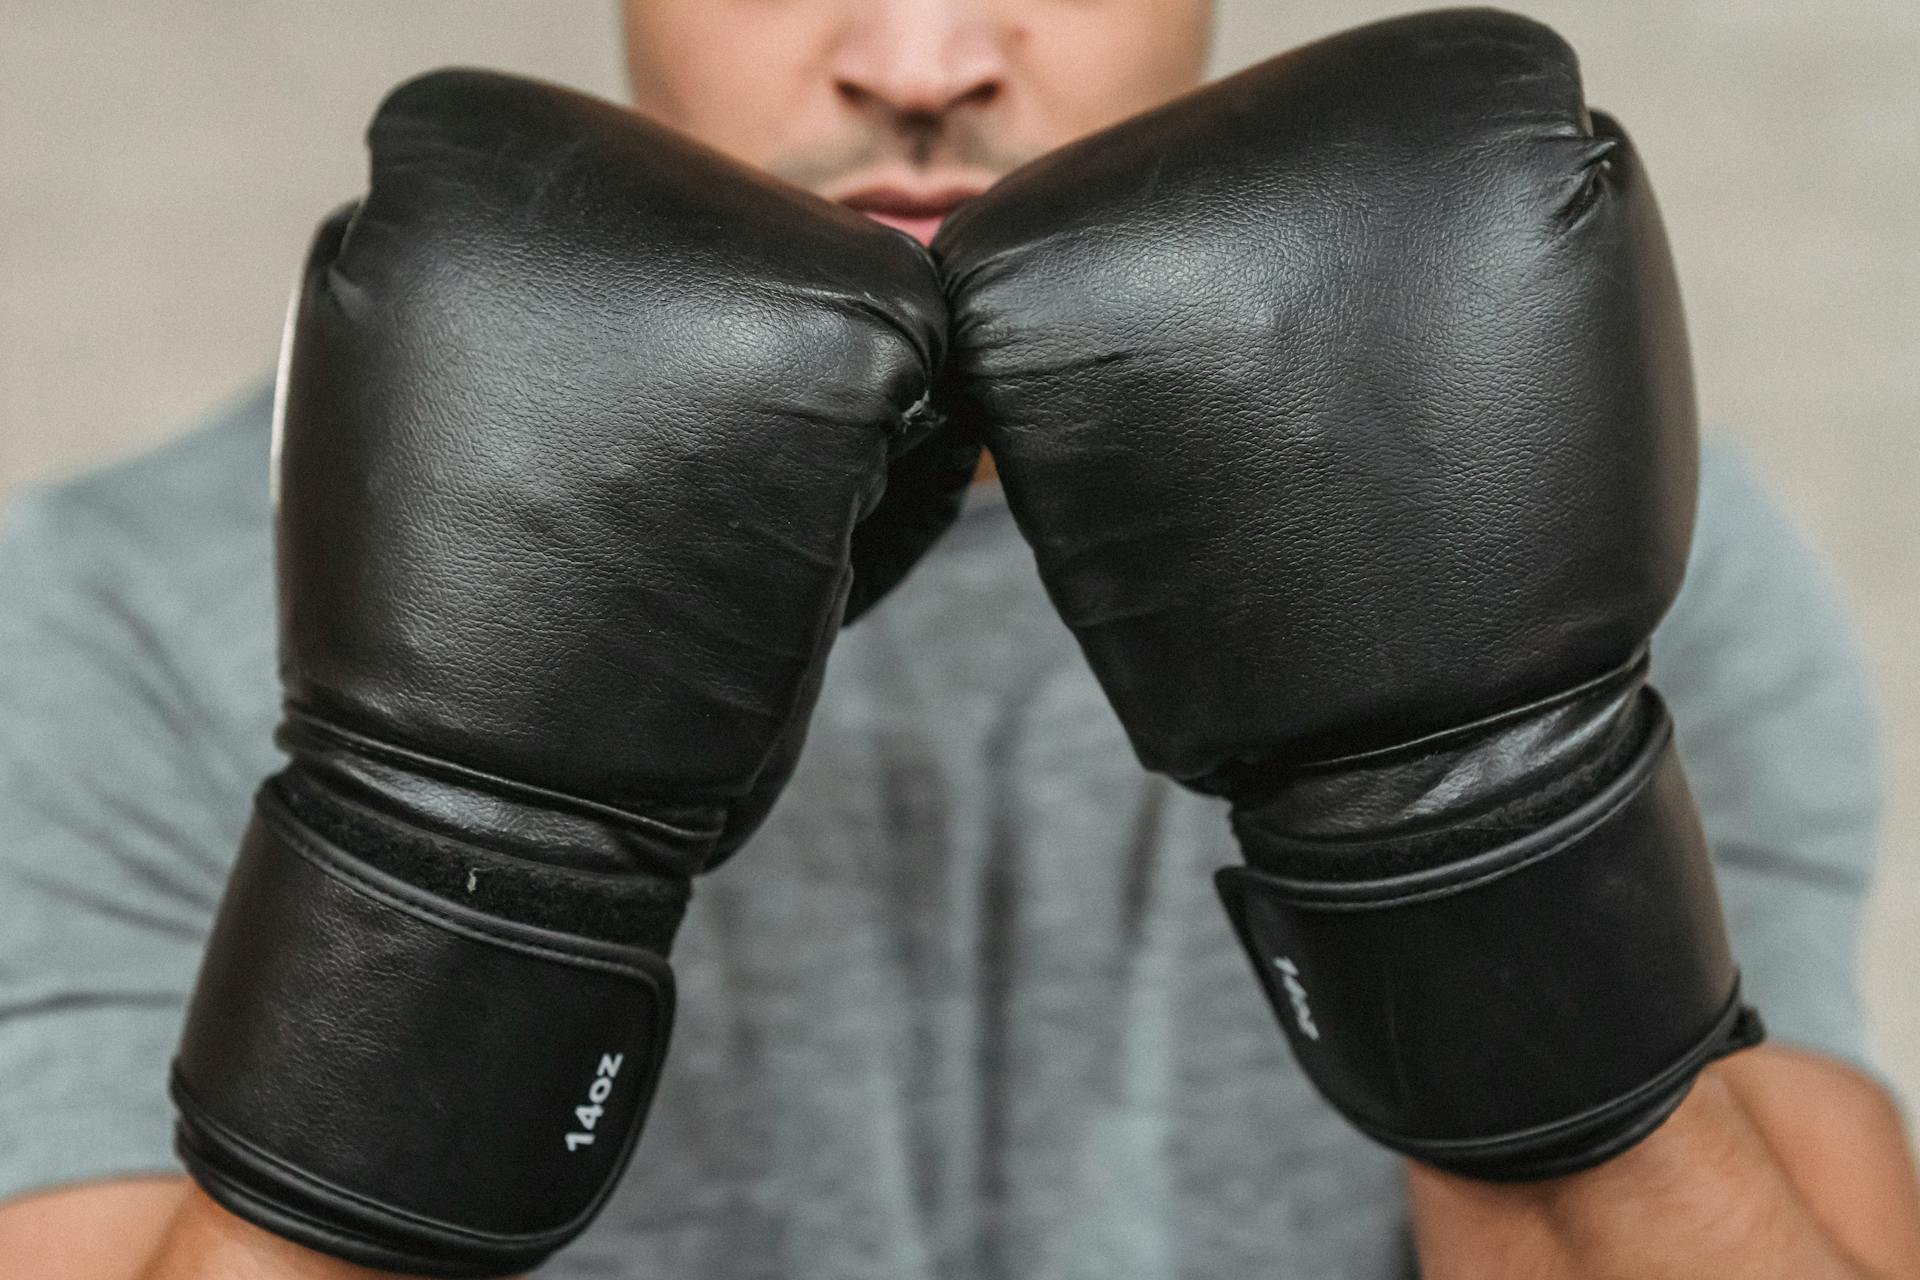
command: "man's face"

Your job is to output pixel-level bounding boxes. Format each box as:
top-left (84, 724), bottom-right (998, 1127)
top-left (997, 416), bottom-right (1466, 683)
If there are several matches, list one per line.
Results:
top-left (622, 0), bottom-right (1214, 243)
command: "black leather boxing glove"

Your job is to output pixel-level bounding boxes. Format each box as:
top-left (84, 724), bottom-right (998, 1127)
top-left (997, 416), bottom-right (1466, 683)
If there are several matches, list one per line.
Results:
top-left (170, 70), bottom-right (966, 1276)
top-left (938, 9), bottom-right (1761, 1180)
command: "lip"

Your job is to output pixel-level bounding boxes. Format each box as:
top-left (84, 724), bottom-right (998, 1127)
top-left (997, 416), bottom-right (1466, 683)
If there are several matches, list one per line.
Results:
top-left (835, 181), bottom-right (987, 245)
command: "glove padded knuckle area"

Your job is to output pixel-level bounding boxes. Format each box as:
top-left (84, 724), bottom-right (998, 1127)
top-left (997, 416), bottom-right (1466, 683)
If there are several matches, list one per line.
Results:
top-left (171, 787), bottom-right (674, 1277)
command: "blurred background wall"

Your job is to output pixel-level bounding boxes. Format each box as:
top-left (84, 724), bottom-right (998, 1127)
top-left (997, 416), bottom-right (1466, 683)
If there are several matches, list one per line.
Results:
top-left (2, 1), bottom-right (1915, 1101)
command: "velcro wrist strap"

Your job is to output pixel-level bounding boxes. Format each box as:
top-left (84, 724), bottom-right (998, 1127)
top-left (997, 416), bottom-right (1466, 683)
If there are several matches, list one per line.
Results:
top-left (1217, 708), bottom-right (1762, 1180)
top-left (171, 786), bottom-right (674, 1277)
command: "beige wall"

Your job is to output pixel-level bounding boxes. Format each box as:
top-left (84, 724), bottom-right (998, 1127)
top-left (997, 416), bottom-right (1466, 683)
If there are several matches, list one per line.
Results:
top-left (2, 2), bottom-right (1915, 1103)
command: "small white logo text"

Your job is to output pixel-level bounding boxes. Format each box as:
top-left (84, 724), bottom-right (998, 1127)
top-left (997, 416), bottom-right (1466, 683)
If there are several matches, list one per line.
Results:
top-left (1272, 957), bottom-right (1320, 1041)
top-left (564, 1052), bottom-right (625, 1151)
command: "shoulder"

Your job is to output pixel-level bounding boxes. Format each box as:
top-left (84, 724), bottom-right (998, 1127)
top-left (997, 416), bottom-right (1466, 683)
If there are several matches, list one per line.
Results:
top-left (1656, 434), bottom-right (1880, 837)
top-left (1672, 438), bottom-right (1861, 642)
top-left (0, 385), bottom-right (278, 769)
top-left (1, 384), bottom-right (274, 663)
top-left (1657, 435), bottom-right (1875, 733)
top-left (2, 384), bottom-right (272, 594)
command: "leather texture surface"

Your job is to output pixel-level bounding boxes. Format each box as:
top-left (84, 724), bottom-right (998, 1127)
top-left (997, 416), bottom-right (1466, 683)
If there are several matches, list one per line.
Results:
top-left (281, 68), bottom-right (952, 868)
top-left (938, 8), bottom-right (1759, 1178)
top-left (172, 68), bottom-right (958, 1275)
top-left (175, 788), bottom-right (674, 1276)
top-left (1218, 701), bottom-right (1759, 1179)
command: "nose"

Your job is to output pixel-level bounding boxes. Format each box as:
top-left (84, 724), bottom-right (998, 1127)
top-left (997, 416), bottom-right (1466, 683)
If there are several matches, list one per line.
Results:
top-left (831, 0), bottom-right (1007, 125)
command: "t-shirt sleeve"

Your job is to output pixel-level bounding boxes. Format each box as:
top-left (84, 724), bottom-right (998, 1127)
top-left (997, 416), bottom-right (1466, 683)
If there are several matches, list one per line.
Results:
top-left (0, 401), bottom-right (277, 1205)
top-left (1651, 438), bottom-right (1883, 1074)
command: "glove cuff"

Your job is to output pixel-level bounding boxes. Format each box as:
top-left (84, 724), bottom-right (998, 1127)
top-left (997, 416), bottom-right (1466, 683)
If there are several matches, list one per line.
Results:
top-left (1217, 699), bottom-right (1763, 1180)
top-left (172, 784), bottom-right (674, 1277)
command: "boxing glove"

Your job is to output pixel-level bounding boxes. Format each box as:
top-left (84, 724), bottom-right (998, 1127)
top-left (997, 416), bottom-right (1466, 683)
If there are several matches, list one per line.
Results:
top-left (170, 70), bottom-right (963, 1276)
top-left (938, 9), bottom-right (1761, 1180)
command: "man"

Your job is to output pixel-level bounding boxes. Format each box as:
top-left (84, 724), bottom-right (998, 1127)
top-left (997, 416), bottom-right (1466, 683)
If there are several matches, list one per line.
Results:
top-left (0, 2), bottom-right (1915, 1278)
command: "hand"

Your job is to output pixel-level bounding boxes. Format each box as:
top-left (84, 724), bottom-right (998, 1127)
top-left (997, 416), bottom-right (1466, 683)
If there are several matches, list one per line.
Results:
top-left (940, 8), bottom-right (1753, 1179)
top-left (169, 69), bottom-right (960, 1277)
top-left (138, 1187), bottom-right (424, 1280)
top-left (1410, 1046), bottom-right (1920, 1279)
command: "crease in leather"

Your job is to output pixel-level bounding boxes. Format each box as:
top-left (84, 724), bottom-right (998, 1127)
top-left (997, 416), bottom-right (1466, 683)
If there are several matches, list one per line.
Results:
top-left (272, 770), bottom-right (690, 953)
top-left (283, 707), bottom-right (725, 847)
top-left (258, 779), bottom-right (684, 967)
top-left (1231, 698), bottom-right (1671, 906)
top-left (1230, 661), bottom-right (1659, 884)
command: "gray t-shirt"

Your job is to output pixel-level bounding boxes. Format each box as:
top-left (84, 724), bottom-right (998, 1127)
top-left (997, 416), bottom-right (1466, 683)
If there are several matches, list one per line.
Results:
top-left (0, 386), bottom-right (1883, 1279)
